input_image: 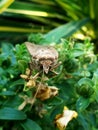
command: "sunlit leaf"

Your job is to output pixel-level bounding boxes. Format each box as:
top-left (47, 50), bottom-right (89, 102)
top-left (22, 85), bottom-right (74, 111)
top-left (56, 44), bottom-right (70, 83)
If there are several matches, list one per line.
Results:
top-left (72, 49), bottom-right (85, 57)
top-left (44, 18), bottom-right (89, 42)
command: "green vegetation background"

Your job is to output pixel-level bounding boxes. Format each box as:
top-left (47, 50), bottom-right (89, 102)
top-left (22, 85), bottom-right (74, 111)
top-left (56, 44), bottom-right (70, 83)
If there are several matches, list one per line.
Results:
top-left (0, 0), bottom-right (98, 130)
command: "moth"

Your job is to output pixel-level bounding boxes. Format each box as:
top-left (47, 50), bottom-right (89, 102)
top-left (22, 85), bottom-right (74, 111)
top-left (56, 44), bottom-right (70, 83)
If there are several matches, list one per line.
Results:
top-left (25, 42), bottom-right (58, 74)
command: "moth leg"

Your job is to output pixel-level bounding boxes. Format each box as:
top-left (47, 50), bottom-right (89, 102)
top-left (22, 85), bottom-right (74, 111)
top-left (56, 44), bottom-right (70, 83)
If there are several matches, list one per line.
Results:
top-left (28, 60), bottom-right (39, 73)
top-left (50, 61), bottom-right (61, 71)
top-left (49, 62), bottom-right (62, 75)
top-left (28, 62), bottom-right (35, 75)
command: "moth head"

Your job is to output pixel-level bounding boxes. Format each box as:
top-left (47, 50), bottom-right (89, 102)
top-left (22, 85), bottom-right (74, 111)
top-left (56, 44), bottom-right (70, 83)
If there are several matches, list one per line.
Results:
top-left (40, 59), bottom-right (53, 74)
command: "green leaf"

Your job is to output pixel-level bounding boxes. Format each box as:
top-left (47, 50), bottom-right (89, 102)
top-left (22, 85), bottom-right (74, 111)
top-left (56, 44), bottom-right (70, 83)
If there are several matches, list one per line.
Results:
top-left (88, 61), bottom-right (98, 72)
top-left (10, 79), bottom-right (24, 90)
top-left (78, 78), bottom-right (94, 87)
top-left (0, 127), bottom-right (3, 130)
top-left (46, 96), bottom-right (63, 106)
top-left (76, 97), bottom-right (90, 112)
top-left (3, 95), bottom-right (23, 108)
top-left (50, 104), bottom-right (64, 120)
top-left (72, 49), bottom-right (85, 57)
top-left (78, 114), bottom-right (91, 130)
top-left (0, 91), bottom-right (15, 96)
top-left (44, 18), bottom-right (89, 43)
top-left (92, 70), bottom-right (98, 102)
top-left (0, 107), bottom-right (26, 120)
top-left (21, 119), bottom-right (42, 130)
top-left (18, 60), bottom-right (28, 73)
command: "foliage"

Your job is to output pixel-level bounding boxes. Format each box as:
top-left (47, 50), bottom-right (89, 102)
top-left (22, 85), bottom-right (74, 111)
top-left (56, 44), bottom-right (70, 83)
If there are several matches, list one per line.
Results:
top-left (1, 0), bottom-right (98, 43)
top-left (0, 32), bottom-right (98, 130)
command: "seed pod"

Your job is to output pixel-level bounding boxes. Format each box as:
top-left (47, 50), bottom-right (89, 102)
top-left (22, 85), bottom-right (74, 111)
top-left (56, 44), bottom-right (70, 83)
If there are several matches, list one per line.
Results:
top-left (76, 84), bottom-right (94, 98)
top-left (64, 59), bottom-right (79, 72)
top-left (26, 68), bottom-right (31, 76)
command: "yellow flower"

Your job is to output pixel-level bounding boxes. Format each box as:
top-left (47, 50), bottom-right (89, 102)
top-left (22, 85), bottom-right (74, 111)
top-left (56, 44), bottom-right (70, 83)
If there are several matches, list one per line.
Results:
top-left (26, 79), bottom-right (36, 87)
top-left (55, 106), bottom-right (78, 130)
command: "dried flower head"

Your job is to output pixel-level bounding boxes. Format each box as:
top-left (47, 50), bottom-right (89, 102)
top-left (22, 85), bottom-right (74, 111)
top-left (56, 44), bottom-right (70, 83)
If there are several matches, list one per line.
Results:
top-left (26, 79), bottom-right (36, 88)
top-left (20, 68), bottom-right (38, 89)
top-left (36, 83), bottom-right (58, 101)
top-left (55, 106), bottom-right (78, 130)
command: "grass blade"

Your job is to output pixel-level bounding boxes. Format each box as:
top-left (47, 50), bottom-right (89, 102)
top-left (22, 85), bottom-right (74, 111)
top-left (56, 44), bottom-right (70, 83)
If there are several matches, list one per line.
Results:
top-left (0, 0), bottom-right (14, 13)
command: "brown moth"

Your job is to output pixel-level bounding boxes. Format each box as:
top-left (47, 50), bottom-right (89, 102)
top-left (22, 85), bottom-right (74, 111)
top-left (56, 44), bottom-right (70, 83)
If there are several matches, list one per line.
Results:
top-left (25, 42), bottom-right (58, 74)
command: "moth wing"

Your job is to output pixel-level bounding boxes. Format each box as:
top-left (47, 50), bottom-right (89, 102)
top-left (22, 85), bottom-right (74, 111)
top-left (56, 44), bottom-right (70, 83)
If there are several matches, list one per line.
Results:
top-left (25, 42), bottom-right (38, 57)
top-left (25, 42), bottom-right (58, 59)
top-left (45, 46), bottom-right (58, 59)
top-left (48, 47), bottom-right (58, 58)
